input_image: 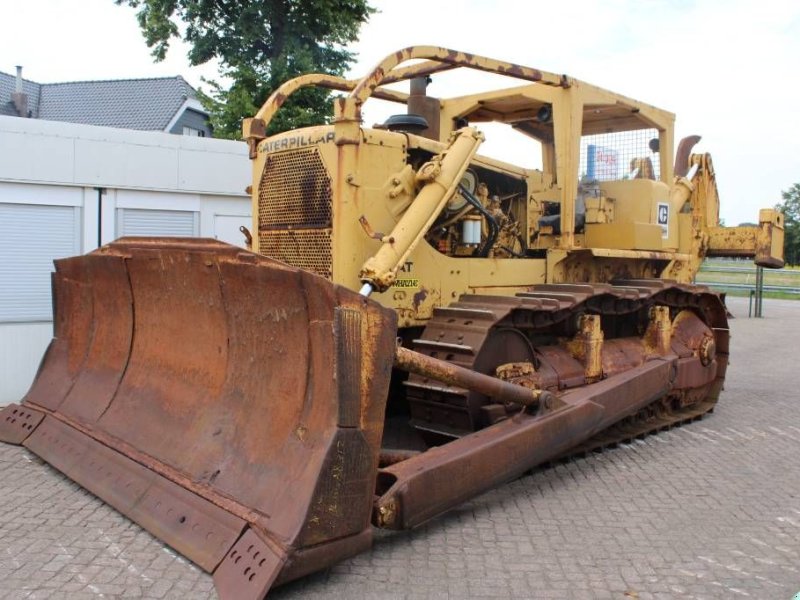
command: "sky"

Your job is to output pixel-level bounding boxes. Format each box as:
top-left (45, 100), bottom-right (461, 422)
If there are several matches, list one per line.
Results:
top-left (2, 0), bottom-right (799, 225)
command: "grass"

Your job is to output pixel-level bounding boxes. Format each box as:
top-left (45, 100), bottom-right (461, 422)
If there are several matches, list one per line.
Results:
top-left (695, 258), bottom-right (800, 300)
top-left (711, 290), bottom-right (798, 300)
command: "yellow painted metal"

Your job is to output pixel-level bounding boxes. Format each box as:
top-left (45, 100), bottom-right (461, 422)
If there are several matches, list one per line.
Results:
top-left (594, 180), bottom-right (678, 250)
top-left (359, 128), bottom-right (484, 292)
top-left (708, 227), bottom-right (760, 256)
top-left (756, 209), bottom-right (785, 268)
top-left (246, 45), bottom-right (784, 326)
top-left (242, 74), bottom-right (408, 156)
top-left (350, 46), bottom-right (569, 109)
top-left (566, 315), bottom-right (604, 383)
top-left (584, 223), bottom-right (665, 251)
top-left (707, 209), bottom-right (784, 267)
top-left (645, 306), bottom-right (672, 356)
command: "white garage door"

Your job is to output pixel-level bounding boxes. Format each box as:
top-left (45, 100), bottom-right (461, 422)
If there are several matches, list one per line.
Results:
top-left (117, 208), bottom-right (199, 237)
top-left (0, 203), bottom-right (81, 322)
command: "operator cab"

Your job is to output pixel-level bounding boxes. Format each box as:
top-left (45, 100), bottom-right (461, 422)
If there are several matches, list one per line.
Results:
top-left (388, 75), bottom-right (676, 257)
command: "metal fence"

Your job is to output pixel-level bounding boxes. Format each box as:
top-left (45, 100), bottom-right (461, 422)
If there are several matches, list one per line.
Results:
top-left (695, 264), bottom-right (800, 317)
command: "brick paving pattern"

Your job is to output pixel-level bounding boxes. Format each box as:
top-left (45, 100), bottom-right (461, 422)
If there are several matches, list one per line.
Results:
top-left (1, 296), bottom-right (798, 599)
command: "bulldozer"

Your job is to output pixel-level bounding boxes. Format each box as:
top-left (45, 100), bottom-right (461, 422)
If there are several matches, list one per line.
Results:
top-left (0, 47), bottom-right (785, 598)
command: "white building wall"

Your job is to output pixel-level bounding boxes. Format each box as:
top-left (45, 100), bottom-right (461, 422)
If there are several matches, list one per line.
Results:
top-left (0, 116), bottom-right (252, 405)
top-left (0, 323), bottom-right (52, 404)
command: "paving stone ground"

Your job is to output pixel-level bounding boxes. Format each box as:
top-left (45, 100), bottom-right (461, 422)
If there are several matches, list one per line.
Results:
top-left (1, 296), bottom-right (799, 599)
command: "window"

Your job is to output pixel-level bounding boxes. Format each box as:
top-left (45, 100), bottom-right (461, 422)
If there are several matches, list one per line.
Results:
top-left (0, 203), bottom-right (81, 322)
top-left (580, 128), bottom-right (661, 182)
top-left (117, 208), bottom-right (199, 238)
top-left (183, 126), bottom-right (205, 137)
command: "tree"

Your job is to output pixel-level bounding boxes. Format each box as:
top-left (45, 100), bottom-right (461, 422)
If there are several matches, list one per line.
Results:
top-left (776, 183), bottom-right (800, 266)
top-left (119, 0), bottom-right (374, 138)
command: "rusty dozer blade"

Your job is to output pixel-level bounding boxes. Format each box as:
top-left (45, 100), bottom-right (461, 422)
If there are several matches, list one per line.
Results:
top-left (0, 238), bottom-right (397, 599)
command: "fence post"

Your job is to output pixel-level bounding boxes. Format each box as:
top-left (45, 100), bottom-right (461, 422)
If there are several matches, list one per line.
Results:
top-left (755, 266), bottom-right (764, 318)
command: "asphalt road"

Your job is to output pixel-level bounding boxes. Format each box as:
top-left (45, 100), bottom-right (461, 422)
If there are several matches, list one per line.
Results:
top-left (1, 296), bottom-right (798, 599)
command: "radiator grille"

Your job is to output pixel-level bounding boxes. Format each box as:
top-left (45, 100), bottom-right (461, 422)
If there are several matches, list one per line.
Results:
top-left (259, 229), bottom-right (333, 279)
top-left (258, 148), bottom-right (332, 229)
top-left (257, 147), bottom-right (333, 279)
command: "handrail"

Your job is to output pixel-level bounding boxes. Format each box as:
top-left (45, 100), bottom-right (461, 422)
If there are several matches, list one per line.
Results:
top-left (350, 46), bottom-right (569, 108)
top-left (243, 45), bottom-right (570, 151)
top-left (253, 73), bottom-right (408, 123)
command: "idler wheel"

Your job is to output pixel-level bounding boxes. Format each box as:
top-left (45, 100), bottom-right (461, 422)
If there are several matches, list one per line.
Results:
top-left (699, 336), bottom-right (716, 366)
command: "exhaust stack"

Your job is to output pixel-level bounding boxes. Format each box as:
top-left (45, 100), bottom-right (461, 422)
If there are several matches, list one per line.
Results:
top-left (406, 76), bottom-right (440, 140)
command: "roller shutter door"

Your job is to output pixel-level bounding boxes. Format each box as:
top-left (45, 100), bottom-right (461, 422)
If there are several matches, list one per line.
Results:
top-left (117, 208), bottom-right (199, 237)
top-left (0, 203), bottom-right (81, 322)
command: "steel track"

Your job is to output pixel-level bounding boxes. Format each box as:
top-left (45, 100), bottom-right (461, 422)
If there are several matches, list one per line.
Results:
top-left (407, 281), bottom-right (729, 454)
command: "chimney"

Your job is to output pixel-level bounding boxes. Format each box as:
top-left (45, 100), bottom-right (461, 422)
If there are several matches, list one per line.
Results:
top-left (12, 65), bottom-right (29, 117)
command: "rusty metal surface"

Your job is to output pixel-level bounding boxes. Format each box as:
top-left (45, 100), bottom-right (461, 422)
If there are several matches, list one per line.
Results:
top-left (213, 529), bottom-right (285, 600)
top-left (533, 346), bottom-right (587, 388)
top-left (395, 346), bottom-right (547, 407)
top-left (256, 146), bottom-right (334, 279)
top-left (706, 216), bottom-right (786, 269)
top-left (406, 284), bottom-right (698, 439)
top-left (405, 296), bottom-right (524, 438)
top-left (21, 257), bottom-right (97, 413)
top-left (25, 416), bottom-right (247, 572)
top-left (707, 225), bottom-right (759, 256)
top-left (5, 235), bottom-right (732, 595)
top-left (381, 283), bottom-right (729, 530)
top-left (258, 148), bottom-right (332, 229)
top-left (378, 449), bottom-right (421, 467)
top-left (13, 238), bottom-right (398, 598)
top-left (351, 46), bottom-right (569, 109)
top-left (249, 73), bottom-right (408, 129)
top-left (674, 135), bottom-right (702, 176)
top-left (0, 403), bottom-right (45, 444)
top-left (45, 254), bottom-right (133, 423)
top-left (406, 290), bottom-right (605, 436)
top-left (376, 359), bottom-right (674, 530)
top-left (274, 528), bottom-right (373, 586)
top-left (246, 47), bottom-right (569, 139)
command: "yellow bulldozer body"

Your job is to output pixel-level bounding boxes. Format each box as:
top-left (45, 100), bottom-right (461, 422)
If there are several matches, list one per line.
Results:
top-left (245, 47), bottom-right (782, 327)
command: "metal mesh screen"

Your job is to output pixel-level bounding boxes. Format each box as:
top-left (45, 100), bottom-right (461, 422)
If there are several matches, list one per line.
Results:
top-left (579, 129), bottom-right (660, 182)
top-left (257, 147), bottom-right (334, 279)
top-left (259, 229), bottom-right (333, 280)
top-left (258, 148), bottom-right (332, 229)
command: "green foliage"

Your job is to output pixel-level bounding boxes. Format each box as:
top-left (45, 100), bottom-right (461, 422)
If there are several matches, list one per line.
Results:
top-left (776, 183), bottom-right (800, 266)
top-left (118, 0), bottom-right (374, 138)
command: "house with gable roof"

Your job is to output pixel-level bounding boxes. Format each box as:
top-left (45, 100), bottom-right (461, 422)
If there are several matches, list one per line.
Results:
top-left (0, 66), bottom-right (212, 137)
